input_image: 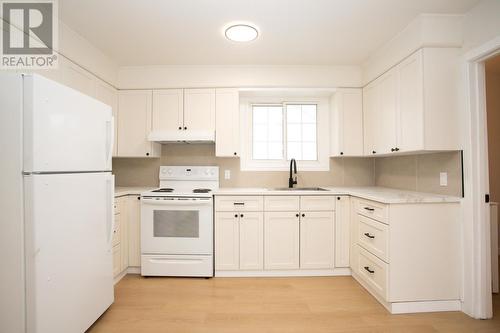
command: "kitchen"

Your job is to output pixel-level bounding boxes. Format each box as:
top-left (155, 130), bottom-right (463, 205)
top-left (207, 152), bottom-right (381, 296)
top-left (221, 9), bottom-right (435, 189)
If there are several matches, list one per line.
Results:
top-left (1, 0), bottom-right (500, 332)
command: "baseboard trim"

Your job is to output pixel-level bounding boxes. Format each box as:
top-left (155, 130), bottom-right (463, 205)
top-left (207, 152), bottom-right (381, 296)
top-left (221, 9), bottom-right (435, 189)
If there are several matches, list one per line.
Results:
top-left (113, 269), bottom-right (127, 285)
top-left (352, 272), bottom-right (461, 314)
top-left (390, 300), bottom-right (462, 314)
top-left (215, 268), bottom-right (351, 277)
top-left (127, 266), bottom-right (141, 274)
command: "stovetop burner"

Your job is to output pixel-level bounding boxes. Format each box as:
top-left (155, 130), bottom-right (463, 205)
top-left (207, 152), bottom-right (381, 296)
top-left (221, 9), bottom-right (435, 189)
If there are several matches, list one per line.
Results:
top-left (193, 188), bottom-right (212, 194)
top-left (152, 188), bottom-right (174, 193)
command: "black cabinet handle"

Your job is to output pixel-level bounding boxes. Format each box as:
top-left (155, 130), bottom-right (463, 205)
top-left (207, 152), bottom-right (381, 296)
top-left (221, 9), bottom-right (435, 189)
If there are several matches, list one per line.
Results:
top-left (240, 214), bottom-right (244, 218)
top-left (340, 152), bottom-right (344, 155)
top-left (233, 152), bottom-right (237, 156)
top-left (234, 214), bottom-right (238, 218)
top-left (295, 213), bottom-right (299, 217)
top-left (364, 232), bottom-right (375, 239)
top-left (364, 266), bottom-right (375, 274)
top-left (372, 150), bottom-right (376, 154)
top-left (184, 126), bottom-right (187, 130)
top-left (233, 202), bottom-right (245, 206)
top-left (395, 147), bottom-right (400, 151)
top-left (301, 213), bottom-right (305, 217)
top-left (146, 152), bottom-right (150, 156)
top-left (391, 148), bottom-right (395, 152)
top-left (364, 207), bottom-right (375, 211)
top-left (178, 126), bottom-right (182, 130)
top-left (337, 197), bottom-right (341, 200)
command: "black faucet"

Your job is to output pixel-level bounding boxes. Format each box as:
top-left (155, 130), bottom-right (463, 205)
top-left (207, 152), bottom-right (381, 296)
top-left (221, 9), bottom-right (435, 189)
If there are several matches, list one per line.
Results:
top-left (289, 158), bottom-right (297, 188)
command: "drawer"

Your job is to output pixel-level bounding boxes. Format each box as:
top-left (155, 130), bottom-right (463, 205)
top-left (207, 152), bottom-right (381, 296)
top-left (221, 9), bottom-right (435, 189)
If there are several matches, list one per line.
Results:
top-left (264, 196), bottom-right (300, 211)
top-left (357, 215), bottom-right (389, 262)
top-left (355, 198), bottom-right (388, 224)
top-left (215, 196), bottom-right (264, 212)
top-left (112, 216), bottom-right (121, 246)
top-left (112, 244), bottom-right (121, 277)
top-left (300, 196), bottom-right (335, 211)
top-left (356, 245), bottom-right (388, 301)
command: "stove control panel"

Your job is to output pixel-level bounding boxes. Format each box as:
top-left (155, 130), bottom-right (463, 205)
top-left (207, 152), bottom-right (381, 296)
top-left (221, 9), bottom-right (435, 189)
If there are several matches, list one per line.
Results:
top-left (159, 166), bottom-right (219, 181)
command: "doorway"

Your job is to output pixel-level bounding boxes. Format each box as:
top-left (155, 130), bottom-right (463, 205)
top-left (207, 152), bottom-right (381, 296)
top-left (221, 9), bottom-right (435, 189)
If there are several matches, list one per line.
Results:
top-left (486, 55), bottom-right (500, 297)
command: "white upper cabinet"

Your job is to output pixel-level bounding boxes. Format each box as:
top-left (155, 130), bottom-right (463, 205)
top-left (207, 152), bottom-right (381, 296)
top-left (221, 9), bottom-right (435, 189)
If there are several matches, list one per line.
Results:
top-left (95, 80), bottom-right (119, 156)
top-left (183, 88), bottom-right (216, 133)
top-left (330, 88), bottom-right (363, 157)
top-left (363, 48), bottom-right (460, 156)
top-left (152, 89), bottom-right (184, 132)
top-left (117, 90), bottom-right (160, 158)
top-left (215, 88), bottom-right (240, 157)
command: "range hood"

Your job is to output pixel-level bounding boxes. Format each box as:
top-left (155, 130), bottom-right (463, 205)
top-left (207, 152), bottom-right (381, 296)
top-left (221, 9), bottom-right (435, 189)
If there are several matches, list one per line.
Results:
top-left (148, 130), bottom-right (215, 143)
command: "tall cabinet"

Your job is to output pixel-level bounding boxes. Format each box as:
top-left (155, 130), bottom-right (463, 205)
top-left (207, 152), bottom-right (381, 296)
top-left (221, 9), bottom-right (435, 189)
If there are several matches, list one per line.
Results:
top-left (215, 88), bottom-right (240, 157)
top-left (330, 88), bottom-right (363, 157)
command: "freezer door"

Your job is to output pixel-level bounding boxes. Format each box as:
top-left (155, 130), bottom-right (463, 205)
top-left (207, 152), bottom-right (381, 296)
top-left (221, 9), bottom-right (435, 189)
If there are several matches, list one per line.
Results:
top-left (24, 172), bottom-right (114, 333)
top-left (23, 74), bottom-right (113, 173)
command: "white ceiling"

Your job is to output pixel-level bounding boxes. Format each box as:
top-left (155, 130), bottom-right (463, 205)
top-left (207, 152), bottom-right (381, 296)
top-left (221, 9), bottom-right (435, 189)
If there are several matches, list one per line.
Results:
top-left (59, 0), bottom-right (480, 66)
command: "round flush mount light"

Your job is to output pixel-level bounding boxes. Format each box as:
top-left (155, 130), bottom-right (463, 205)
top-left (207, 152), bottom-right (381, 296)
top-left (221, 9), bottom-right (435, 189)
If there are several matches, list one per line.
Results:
top-left (224, 24), bottom-right (259, 42)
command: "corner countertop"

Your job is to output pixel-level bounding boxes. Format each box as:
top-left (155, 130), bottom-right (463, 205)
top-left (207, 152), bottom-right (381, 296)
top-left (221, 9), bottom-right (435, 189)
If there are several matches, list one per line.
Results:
top-left (115, 186), bottom-right (156, 197)
top-left (213, 186), bottom-right (462, 204)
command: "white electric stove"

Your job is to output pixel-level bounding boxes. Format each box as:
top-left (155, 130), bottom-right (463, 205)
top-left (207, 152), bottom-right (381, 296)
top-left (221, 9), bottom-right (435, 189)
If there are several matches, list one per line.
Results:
top-left (140, 166), bottom-right (219, 277)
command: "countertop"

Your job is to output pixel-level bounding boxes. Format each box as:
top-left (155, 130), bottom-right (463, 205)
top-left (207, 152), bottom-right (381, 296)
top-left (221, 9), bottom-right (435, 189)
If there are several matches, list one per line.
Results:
top-left (115, 186), bottom-right (156, 197)
top-left (213, 186), bottom-right (462, 204)
top-left (114, 185), bottom-right (461, 204)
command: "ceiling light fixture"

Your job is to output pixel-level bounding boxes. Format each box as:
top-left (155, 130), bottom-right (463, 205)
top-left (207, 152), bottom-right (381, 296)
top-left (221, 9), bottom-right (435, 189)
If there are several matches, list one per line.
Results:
top-left (224, 24), bottom-right (259, 42)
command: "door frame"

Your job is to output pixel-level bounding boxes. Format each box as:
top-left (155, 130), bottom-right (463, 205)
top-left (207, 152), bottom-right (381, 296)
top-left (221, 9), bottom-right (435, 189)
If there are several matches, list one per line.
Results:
top-left (462, 35), bottom-right (500, 319)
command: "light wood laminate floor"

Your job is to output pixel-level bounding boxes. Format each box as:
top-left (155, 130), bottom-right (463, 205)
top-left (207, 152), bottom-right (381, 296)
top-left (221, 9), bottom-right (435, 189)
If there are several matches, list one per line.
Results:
top-left (88, 275), bottom-right (500, 333)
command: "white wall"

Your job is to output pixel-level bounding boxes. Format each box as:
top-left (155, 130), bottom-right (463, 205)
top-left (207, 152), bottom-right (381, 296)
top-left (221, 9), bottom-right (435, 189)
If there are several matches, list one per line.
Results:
top-left (117, 65), bottom-right (362, 89)
top-left (362, 14), bottom-right (463, 85)
top-left (57, 22), bottom-right (119, 86)
top-left (461, 0), bottom-right (500, 54)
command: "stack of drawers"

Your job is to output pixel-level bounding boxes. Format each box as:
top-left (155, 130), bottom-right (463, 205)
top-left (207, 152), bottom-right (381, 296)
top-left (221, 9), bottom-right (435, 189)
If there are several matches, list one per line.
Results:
top-left (351, 198), bottom-right (390, 300)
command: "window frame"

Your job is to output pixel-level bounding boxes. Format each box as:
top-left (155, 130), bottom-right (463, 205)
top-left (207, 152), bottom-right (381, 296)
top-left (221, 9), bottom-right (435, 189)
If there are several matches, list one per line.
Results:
top-left (240, 96), bottom-right (330, 171)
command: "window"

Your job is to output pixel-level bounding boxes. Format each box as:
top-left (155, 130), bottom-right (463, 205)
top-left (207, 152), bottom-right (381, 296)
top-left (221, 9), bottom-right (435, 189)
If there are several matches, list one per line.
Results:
top-left (241, 98), bottom-right (328, 171)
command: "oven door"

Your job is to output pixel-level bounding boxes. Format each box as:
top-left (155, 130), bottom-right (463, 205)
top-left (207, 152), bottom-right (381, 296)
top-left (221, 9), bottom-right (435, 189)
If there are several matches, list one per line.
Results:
top-left (141, 197), bottom-right (213, 255)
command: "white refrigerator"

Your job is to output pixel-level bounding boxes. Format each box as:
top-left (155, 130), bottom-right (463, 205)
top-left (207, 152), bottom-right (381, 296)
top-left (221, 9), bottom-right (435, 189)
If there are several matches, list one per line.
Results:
top-left (0, 74), bottom-right (115, 333)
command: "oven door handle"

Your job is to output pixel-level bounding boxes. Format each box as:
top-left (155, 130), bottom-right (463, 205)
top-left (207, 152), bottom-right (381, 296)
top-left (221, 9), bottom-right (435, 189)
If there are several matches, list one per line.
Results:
top-left (141, 197), bottom-right (213, 206)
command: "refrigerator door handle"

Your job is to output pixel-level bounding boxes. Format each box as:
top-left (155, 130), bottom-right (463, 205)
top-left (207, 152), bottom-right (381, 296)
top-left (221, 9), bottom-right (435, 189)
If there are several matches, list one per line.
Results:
top-left (106, 175), bottom-right (114, 248)
top-left (105, 118), bottom-right (113, 169)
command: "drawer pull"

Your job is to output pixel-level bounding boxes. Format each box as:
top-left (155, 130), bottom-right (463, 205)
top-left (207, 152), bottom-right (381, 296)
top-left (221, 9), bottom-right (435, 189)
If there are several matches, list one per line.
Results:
top-left (364, 232), bottom-right (375, 239)
top-left (233, 202), bottom-right (245, 206)
top-left (364, 207), bottom-right (375, 211)
top-left (364, 266), bottom-right (375, 274)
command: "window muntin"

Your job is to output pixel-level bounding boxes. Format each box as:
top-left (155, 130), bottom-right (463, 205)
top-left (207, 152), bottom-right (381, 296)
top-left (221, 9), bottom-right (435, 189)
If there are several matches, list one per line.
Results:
top-left (286, 104), bottom-right (317, 161)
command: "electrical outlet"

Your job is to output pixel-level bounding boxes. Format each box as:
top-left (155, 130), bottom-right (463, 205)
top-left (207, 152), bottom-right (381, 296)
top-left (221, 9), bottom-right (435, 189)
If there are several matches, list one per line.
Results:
top-left (224, 169), bottom-right (231, 180)
top-left (440, 172), bottom-right (448, 186)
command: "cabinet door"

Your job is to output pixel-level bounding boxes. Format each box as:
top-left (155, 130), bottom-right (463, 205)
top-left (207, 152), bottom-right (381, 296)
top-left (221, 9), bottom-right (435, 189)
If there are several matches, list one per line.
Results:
top-left (95, 80), bottom-right (119, 156)
top-left (375, 71), bottom-right (398, 154)
top-left (117, 197), bottom-right (129, 271)
top-left (363, 82), bottom-right (377, 156)
top-left (264, 212), bottom-right (299, 270)
top-left (331, 89), bottom-right (363, 156)
top-left (152, 89), bottom-right (184, 132)
top-left (128, 196), bottom-right (141, 267)
top-left (239, 212), bottom-right (264, 270)
top-left (397, 50), bottom-right (424, 152)
top-left (215, 88), bottom-right (240, 157)
top-left (300, 211), bottom-right (334, 269)
top-left (117, 90), bottom-right (157, 157)
top-left (215, 212), bottom-right (240, 270)
top-left (335, 196), bottom-right (350, 267)
top-left (183, 88), bottom-right (215, 132)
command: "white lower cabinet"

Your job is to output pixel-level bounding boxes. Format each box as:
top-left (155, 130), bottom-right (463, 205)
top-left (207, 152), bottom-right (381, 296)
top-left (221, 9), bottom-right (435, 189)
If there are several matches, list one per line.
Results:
top-left (299, 211), bottom-right (334, 269)
top-left (239, 212), bottom-right (264, 270)
top-left (215, 210), bottom-right (264, 270)
top-left (215, 212), bottom-right (240, 270)
top-left (350, 197), bottom-right (461, 313)
top-left (128, 195), bottom-right (142, 267)
top-left (264, 212), bottom-right (300, 270)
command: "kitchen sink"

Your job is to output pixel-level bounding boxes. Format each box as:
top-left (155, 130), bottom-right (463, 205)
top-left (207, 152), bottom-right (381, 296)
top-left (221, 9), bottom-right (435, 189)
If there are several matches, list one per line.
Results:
top-left (272, 187), bottom-right (329, 191)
